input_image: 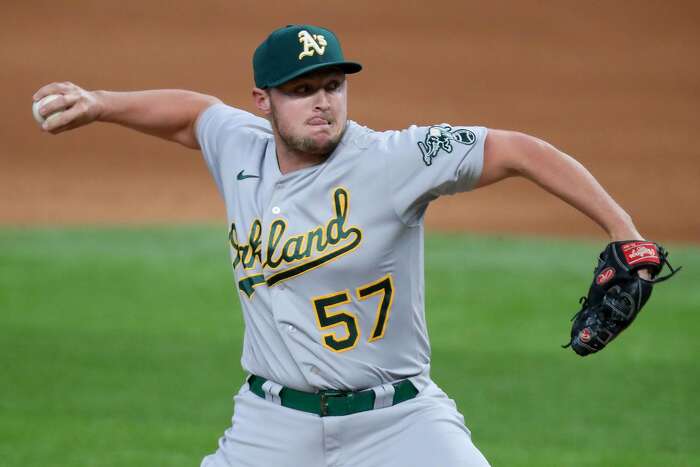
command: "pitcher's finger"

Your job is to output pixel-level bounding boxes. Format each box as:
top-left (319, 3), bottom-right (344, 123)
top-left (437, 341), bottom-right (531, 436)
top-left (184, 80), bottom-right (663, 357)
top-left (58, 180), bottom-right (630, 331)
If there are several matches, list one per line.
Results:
top-left (39, 93), bottom-right (80, 117)
top-left (33, 81), bottom-right (75, 102)
top-left (43, 104), bottom-right (82, 133)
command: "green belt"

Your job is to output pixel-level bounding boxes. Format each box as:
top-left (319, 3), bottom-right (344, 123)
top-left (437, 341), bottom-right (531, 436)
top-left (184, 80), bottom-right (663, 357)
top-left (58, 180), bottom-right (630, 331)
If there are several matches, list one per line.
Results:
top-left (247, 375), bottom-right (419, 417)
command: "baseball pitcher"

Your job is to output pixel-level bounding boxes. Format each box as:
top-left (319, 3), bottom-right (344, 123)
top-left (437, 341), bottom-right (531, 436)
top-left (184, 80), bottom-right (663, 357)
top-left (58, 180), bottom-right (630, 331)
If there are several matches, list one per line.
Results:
top-left (32, 24), bottom-right (678, 467)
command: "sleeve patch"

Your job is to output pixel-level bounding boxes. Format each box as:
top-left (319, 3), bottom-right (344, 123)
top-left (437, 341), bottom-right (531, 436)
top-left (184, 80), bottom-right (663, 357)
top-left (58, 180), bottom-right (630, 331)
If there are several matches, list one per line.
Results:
top-left (417, 125), bottom-right (476, 167)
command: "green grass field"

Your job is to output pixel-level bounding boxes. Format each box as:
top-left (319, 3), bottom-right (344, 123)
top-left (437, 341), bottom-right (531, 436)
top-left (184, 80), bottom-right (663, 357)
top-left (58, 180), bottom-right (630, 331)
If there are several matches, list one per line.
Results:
top-left (1, 227), bottom-right (698, 467)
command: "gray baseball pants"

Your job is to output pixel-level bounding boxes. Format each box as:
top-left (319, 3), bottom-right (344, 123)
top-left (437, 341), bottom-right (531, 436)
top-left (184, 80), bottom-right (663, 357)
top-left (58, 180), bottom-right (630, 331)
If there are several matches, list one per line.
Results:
top-left (200, 379), bottom-right (490, 467)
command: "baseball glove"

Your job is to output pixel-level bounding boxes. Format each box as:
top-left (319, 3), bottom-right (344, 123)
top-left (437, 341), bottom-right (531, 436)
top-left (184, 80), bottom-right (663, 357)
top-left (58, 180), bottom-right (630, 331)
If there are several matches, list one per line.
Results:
top-left (563, 240), bottom-right (680, 356)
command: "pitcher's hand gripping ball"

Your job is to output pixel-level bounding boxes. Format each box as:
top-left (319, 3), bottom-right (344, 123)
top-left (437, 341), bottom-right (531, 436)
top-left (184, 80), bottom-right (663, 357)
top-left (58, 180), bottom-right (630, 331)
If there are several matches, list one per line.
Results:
top-left (564, 241), bottom-right (681, 356)
top-left (32, 94), bottom-right (63, 126)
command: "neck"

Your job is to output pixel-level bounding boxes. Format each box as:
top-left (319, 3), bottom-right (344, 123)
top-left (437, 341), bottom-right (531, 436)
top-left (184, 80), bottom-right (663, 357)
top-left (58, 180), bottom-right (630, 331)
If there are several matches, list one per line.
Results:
top-left (274, 134), bottom-right (329, 175)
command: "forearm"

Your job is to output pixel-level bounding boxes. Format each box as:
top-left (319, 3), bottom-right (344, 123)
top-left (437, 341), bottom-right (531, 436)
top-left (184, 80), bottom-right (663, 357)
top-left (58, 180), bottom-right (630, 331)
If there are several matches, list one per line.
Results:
top-left (33, 82), bottom-right (221, 148)
top-left (516, 135), bottom-right (642, 240)
top-left (481, 130), bottom-right (643, 241)
top-left (95, 90), bottom-right (220, 148)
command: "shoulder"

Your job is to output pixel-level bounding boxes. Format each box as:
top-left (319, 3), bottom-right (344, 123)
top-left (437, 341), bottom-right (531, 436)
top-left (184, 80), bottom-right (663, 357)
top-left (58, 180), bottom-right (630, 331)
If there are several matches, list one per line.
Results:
top-left (196, 103), bottom-right (273, 168)
top-left (196, 103), bottom-right (272, 142)
top-left (339, 121), bottom-right (488, 164)
top-left (342, 121), bottom-right (417, 152)
top-left (343, 122), bottom-right (455, 156)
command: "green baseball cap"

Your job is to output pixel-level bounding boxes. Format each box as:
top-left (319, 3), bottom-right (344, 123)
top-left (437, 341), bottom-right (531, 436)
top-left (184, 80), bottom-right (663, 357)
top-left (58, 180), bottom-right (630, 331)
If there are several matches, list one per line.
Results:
top-left (253, 24), bottom-right (362, 89)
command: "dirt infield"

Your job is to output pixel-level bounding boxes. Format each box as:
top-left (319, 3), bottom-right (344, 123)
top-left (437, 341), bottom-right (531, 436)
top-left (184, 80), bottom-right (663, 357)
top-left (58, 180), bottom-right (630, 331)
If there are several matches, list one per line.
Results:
top-left (2, 1), bottom-right (698, 242)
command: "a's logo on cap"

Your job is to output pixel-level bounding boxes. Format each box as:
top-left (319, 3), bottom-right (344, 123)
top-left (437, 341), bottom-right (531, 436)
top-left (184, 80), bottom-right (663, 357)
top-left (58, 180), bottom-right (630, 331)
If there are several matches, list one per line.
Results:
top-left (298, 30), bottom-right (327, 60)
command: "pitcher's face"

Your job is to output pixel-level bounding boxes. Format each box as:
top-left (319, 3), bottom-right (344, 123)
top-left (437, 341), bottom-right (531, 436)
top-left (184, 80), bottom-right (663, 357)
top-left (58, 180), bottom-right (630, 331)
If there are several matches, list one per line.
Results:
top-left (258, 69), bottom-right (348, 157)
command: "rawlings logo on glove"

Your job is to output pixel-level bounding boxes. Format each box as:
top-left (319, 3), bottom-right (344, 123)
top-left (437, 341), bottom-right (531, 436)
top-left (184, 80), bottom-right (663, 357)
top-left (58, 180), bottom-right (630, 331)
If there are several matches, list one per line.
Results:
top-left (596, 267), bottom-right (615, 285)
top-left (622, 241), bottom-right (661, 265)
top-left (563, 240), bottom-right (680, 356)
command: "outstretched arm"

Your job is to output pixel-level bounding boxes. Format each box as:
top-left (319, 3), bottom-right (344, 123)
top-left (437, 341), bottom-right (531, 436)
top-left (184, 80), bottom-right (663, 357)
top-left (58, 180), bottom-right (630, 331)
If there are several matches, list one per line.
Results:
top-left (33, 82), bottom-right (221, 149)
top-left (478, 129), bottom-right (643, 242)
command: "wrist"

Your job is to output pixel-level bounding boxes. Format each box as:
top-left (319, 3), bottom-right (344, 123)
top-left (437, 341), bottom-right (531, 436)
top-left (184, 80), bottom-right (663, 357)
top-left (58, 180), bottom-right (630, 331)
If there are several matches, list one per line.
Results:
top-left (606, 213), bottom-right (644, 242)
top-left (608, 228), bottom-right (644, 242)
top-left (92, 90), bottom-right (110, 122)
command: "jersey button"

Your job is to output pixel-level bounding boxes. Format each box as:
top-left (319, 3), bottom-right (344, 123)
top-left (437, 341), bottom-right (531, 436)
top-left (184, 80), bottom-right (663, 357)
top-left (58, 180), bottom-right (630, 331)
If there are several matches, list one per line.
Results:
top-left (271, 206), bottom-right (281, 214)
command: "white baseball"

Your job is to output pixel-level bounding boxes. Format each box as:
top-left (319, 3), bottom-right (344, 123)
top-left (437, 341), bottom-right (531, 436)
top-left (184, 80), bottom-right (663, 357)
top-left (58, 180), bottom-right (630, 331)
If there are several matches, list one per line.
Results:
top-left (32, 94), bottom-right (63, 126)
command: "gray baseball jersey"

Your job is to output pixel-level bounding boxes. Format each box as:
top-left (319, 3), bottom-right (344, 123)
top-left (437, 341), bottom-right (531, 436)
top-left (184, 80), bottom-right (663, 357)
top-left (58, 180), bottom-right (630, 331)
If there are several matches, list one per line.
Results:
top-left (196, 103), bottom-right (486, 392)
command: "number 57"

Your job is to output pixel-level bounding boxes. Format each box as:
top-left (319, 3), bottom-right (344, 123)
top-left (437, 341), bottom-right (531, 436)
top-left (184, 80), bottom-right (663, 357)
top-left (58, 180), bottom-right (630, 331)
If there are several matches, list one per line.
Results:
top-left (312, 274), bottom-right (394, 352)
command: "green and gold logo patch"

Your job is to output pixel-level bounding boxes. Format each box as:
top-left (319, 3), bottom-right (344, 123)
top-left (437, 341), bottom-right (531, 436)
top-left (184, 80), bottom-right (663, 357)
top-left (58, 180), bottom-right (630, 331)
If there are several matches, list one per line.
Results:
top-left (417, 125), bottom-right (476, 166)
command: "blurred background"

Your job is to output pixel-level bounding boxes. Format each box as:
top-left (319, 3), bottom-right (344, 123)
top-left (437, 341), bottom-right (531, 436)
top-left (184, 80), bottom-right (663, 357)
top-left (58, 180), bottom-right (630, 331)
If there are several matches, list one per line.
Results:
top-left (1, 2), bottom-right (699, 467)
top-left (1, 0), bottom-right (698, 240)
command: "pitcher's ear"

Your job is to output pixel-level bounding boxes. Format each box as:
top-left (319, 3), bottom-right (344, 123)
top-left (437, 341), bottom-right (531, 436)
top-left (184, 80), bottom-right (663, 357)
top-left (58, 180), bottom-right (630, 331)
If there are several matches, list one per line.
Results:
top-left (252, 87), bottom-right (270, 114)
